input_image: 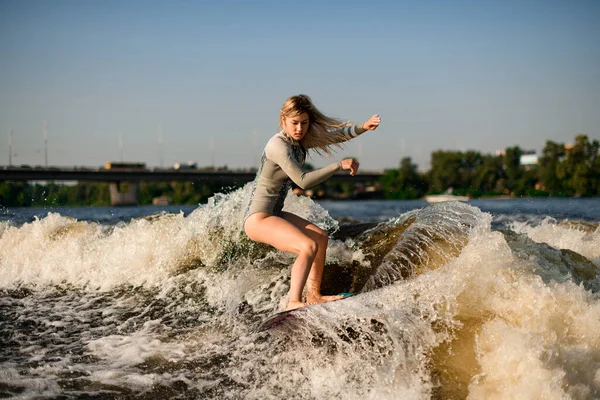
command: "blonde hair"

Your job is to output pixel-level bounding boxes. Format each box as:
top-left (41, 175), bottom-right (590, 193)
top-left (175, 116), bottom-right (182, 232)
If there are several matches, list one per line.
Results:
top-left (279, 94), bottom-right (353, 156)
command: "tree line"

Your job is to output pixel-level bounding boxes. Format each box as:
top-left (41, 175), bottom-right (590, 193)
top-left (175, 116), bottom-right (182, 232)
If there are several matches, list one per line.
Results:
top-left (381, 134), bottom-right (599, 199)
top-left (0, 134), bottom-right (598, 207)
top-left (0, 181), bottom-right (235, 207)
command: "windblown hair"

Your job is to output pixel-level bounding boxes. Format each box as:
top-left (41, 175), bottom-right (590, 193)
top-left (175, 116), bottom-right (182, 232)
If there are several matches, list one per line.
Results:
top-left (279, 94), bottom-right (353, 156)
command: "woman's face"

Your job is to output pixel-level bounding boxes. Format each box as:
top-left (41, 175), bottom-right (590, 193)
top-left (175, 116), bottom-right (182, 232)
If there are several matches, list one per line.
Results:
top-left (282, 112), bottom-right (310, 141)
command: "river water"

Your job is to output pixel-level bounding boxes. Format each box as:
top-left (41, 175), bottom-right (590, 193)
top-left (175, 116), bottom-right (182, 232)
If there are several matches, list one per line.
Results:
top-left (1, 187), bottom-right (599, 399)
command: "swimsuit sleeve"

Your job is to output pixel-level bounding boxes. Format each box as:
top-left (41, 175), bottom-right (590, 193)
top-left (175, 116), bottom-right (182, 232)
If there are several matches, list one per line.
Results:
top-left (328, 124), bottom-right (368, 144)
top-left (266, 138), bottom-right (342, 189)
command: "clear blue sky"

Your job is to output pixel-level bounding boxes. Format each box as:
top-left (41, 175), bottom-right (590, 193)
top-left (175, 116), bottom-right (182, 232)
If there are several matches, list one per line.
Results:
top-left (1, 0), bottom-right (599, 171)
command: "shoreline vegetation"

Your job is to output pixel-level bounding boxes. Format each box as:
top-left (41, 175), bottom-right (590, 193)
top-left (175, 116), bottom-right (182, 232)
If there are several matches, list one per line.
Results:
top-left (1, 135), bottom-right (598, 207)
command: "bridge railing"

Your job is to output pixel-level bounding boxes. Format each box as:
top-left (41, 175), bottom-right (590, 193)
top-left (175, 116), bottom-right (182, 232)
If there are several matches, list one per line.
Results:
top-left (0, 166), bottom-right (383, 184)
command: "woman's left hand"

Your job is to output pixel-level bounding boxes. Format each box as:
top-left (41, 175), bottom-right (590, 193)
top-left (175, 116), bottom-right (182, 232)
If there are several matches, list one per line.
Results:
top-left (362, 114), bottom-right (381, 131)
top-left (341, 158), bottom-right (360, 176)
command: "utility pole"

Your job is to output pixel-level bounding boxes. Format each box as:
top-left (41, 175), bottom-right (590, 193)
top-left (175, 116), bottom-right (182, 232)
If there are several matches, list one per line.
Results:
top-left (8, 129), bottom-right (13, 166)
top-left (157, 125), bottom-right (164, 168)
top-left (210, 135), bottom-right (215, 169)
top-left (43, 120), bottom-right (48, 166)
top-left (119, 135), bottom-right (124, 162)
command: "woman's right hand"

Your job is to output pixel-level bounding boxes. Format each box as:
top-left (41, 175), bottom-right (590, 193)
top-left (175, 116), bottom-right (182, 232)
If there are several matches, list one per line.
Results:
top-left (341, 158), bottom-right (359, 176)
top-left (362, 114), bottom-right (381, 131)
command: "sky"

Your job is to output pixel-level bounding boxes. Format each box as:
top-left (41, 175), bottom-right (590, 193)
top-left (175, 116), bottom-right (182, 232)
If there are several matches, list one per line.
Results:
top-left (0, 0), bottom-right (599, 171)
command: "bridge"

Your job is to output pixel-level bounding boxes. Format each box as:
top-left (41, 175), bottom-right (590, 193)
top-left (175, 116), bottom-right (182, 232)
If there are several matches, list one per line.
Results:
top-left (0, 166), bottom-right (384, 205)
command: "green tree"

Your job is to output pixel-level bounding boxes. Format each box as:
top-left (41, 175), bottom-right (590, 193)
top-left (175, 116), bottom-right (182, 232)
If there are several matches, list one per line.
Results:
top-left (593, 150), bottom-right (600, 196)
top-left (559, 135), bottom-right (600, 196)
top-left (428, 150), bottom-right (484, 195)
top-left (473, 154), bottom-right (504, 195)
top-left (460, 150), bottom-right (483, 191)
top-left (0, 182), bottom-right (28, 206)
top-left (538, 140), bottom-right (566, 195)
top-left (428, 151), bottom-right (463, 193)
top-left (503, 146), bottom-right (522, 194)
top-left (515, 166), bottom-right (542, 197)
top-left (381, 157), bottom-right (427, 199)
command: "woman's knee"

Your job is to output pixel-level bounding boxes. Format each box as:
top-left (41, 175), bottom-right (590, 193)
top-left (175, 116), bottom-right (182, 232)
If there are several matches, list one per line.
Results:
top-left (312, 227), bottom-right (328, 247)
top-left (297, 237), bottom-right (319, 257)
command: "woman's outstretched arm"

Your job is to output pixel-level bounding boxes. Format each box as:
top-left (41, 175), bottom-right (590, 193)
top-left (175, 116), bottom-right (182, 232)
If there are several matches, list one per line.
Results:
top-left (329, 114), bottom-right (382, 144)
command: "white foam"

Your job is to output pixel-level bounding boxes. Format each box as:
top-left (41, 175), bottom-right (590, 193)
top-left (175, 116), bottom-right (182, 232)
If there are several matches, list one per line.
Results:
top-left (2, 199), bottom-right (599, 398)
top-left (244, 218), bottom-right (600, 399)
top-left (511, 217), bottom-right (600, 265)
top-left (86, 323), bottom-right (187, 368)
top-left (448, 226), bottom-right (600, 398)
top-left (0, 184), bottom-right (340, 291)
top-left (0, 364), bottom-right (62, 399)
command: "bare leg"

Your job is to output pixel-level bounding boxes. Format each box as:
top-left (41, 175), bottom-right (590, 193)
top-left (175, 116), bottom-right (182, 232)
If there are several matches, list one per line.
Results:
top-left (281, 212), bottom-right (344, 305)
top-left (244, 213), bottom-right (318, 311)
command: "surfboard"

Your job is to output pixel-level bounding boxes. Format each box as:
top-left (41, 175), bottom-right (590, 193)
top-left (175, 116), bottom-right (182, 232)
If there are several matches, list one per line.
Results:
top-left (256, 293), bottom-right (355, 332)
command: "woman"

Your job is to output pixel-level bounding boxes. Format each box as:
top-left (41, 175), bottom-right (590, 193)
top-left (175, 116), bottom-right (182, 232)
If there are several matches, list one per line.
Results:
top-left (244, 94), bottom-right (381, 311)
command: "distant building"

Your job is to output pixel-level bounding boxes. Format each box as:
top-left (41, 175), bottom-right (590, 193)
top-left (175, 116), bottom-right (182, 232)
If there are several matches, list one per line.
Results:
top-left (104, 161), bottom-right (146, 170)
top-left (519, 150), bottom-right (538, 166)
top-left (495, 150), bottom-right (538, 166)
top-left (173, 162), bottom-right (197, 170)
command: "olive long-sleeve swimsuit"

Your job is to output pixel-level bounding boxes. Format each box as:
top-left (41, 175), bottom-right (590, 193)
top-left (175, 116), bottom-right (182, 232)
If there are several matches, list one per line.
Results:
top-left (245, 124), bottom-right (367, 221)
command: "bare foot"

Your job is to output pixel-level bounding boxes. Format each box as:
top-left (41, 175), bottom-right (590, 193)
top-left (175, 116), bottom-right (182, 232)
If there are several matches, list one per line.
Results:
top-left (306, 294), bottom-right (345, 304)
top-left (285, 300), bottom-right (307, 311)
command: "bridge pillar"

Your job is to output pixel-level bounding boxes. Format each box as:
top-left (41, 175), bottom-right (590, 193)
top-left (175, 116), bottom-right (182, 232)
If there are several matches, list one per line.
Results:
top-left (109, 182), bottom-right (139, 206)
